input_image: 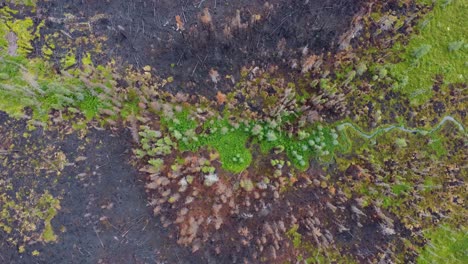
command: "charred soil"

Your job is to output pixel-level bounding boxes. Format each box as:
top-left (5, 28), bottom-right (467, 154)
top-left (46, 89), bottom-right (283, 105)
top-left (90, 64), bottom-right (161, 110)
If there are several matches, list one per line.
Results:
top-left (36, 0), bottom-right (363, 97)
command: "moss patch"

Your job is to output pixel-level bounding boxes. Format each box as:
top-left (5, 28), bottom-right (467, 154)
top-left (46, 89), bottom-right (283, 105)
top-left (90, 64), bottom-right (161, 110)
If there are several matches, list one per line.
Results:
top-left (418, 225), bottom-right (468, 264)
top-left (391, 0), bottom-right (467, 105)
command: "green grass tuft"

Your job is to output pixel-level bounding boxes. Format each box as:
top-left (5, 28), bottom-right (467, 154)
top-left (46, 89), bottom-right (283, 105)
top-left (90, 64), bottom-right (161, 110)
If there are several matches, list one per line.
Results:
top-left (77, 93), bottom-right (103, 120)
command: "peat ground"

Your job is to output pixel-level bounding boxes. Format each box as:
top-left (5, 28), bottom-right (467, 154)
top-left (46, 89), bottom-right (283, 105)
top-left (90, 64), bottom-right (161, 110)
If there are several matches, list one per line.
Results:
top-left (0, 112), bottom-right (202, 263)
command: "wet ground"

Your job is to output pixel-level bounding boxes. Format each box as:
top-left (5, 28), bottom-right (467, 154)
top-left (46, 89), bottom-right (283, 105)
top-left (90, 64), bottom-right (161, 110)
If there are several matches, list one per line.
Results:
top-left (36, 0), bottom-right (363, 97)
top-left (0, 112), bottom-right (201, 264)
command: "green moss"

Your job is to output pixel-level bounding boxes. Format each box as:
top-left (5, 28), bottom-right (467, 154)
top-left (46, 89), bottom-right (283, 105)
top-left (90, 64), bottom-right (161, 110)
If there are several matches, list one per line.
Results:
top-left (81, 52), bottom-right (93, 66)
top-left (162, 114), bottom-right (252, 173)
top-left (395, 137), bottom-right (408, 148)
top-left (42, 215), bottom-right (57, 242)
top-left (427, 134), bottom-right (447, 157)
top-left (0, 7), bottom-right (39, 55)
top-left (7, 19), bottom-right (36, 55)
top-left (204, 127), bottom-right (251, 173)
top-left (418, 225), bottom-right (468, 264)
top-left (391, 182), bottom-right (412, 195)
top-left (391, 0), bottom-right (468, 105)
top-left (41, 44), bottom-right (54, 58)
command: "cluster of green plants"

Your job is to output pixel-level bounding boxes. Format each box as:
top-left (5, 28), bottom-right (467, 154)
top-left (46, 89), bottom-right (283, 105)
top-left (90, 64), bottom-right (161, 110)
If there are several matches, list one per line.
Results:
top-left (160, 110), bottom-right (252, 173)
top-left (0, 7), bottom-right (117, 121)
top-left (258, 124), bottom-right (341, 169)
top-left (134, 126), bottom-right (176, 159)
top-left (0, 53), bottom-right (114, 121)
top-left (158, 104), bottom-right (344, 172)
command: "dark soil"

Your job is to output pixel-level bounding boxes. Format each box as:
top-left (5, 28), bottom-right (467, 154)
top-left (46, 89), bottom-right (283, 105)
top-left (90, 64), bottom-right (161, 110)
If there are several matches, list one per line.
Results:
top-left (0, 112), bottom-right (202, 264)
top-left (216, 184), bottom-right (402, 262)
top-left (0, 111), bottom-right (399, 263)
top-left (36, 0), bottom-right (363, 97)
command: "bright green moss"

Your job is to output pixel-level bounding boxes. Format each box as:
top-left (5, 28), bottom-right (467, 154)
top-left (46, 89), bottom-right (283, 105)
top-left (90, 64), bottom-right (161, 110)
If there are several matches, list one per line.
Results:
top-left (418, 225), bottom-right (468, 264)
top-left (39, 194), bottom-right (60, 242)
top-left (61, 51), bottom-right (77, 69)
top-left (162, 114), bottom-right (252, 173)
top-left (3, 18), bottom-right (37, 56)
top-left (204, 126), bottom-right (252, 173)
top-left (391, 0), bottom-right (467, 105)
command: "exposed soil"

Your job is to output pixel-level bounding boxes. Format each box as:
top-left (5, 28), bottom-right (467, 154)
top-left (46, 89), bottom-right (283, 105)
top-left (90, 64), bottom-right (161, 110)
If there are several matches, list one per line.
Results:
top-left (0, 112), bottom-right (202, 264)
top-left (36, 0), bottom-right (363, 97)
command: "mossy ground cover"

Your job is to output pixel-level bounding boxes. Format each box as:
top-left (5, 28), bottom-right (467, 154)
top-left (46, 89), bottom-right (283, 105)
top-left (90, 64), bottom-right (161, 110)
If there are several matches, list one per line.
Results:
top-left (390, 0), bottom-right (467, 105)
top-left (161, 112), bottom-right (252, 173)
top-left (418, 225), bottom-right (468, 264)
top-left (334, 121), bottom-right (466, 257)
top-left (161, 109), bottom-right (342, 173)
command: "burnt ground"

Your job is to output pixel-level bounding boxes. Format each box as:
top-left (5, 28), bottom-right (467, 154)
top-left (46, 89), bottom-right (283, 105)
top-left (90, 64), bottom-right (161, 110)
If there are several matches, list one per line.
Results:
top-left (35, 0), bottom-right (363, 97)
top-left (0, 110), bottom-right (406, 264)
top-left (138, 143), bottom-right (406, 263)
top-left (0, 112), bottom-right (202, 264)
